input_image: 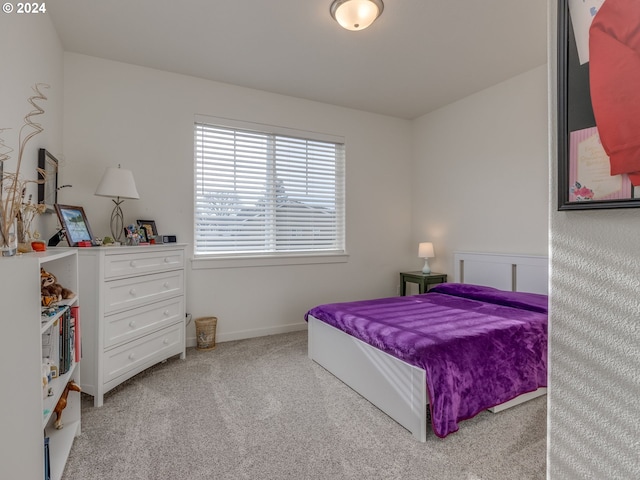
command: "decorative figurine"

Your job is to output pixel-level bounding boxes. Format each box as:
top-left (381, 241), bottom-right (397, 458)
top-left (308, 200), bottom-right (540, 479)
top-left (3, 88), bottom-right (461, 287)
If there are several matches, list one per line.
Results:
top-left (53, 381), bottom-right (81, 429)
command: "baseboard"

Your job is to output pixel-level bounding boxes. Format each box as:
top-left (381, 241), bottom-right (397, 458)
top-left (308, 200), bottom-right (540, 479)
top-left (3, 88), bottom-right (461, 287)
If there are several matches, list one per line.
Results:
top-left (186, 321), bottom-right (308, 347)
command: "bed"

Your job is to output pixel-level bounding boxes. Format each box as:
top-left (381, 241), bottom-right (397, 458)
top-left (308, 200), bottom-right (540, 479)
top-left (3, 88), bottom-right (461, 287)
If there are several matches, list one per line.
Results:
top-left (306, 252), bottom-right (548, 441)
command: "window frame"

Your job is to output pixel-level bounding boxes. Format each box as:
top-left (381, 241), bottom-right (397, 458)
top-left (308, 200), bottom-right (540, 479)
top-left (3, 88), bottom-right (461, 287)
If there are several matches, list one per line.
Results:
top-left (192, 115), bottom-right (347, 268)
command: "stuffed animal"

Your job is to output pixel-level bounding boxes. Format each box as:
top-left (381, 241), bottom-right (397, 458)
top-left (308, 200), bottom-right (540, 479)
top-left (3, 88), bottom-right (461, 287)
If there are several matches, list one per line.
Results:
top-left (41, 268), bottom-right (74, 306)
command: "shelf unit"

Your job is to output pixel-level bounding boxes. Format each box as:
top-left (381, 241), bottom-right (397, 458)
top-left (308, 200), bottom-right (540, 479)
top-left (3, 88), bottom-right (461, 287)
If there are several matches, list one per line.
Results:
top-left (0, 250), bottom-right (81, 480)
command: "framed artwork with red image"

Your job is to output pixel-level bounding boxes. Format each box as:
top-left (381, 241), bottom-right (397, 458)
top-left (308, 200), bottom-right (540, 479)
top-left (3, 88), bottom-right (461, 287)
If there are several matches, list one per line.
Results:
top-left (558, 0), bottom-right (640, 210)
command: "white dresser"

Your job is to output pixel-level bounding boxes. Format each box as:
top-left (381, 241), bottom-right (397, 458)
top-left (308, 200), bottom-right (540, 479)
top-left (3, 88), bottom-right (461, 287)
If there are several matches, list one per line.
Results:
top-left (78, 244), bottom-right (186, 406)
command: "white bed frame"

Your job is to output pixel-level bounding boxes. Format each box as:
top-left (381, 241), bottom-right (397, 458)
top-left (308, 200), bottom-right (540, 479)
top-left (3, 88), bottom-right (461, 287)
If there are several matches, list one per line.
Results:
top-left (308, 252), bottom-right (548, 441)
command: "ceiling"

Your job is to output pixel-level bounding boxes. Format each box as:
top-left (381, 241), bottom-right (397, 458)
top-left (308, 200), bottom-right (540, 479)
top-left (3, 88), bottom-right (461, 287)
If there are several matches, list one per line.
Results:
top-left (48, 0), bottom-right (548, 120)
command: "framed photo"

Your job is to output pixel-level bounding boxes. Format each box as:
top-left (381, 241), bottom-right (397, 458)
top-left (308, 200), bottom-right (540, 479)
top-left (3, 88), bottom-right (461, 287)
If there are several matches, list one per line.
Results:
top-left (557, 0), bottom-right (640, 210)
top-left (137, 220), bottom-right (157, 241)
top-left (136, 226), bottom-right (148, 243)
top-left (38, 149), bottom-right (59, 213)
top-left (54, 204), bottom-right (95, 246)
top-left (123, 225), bottom-right (145, 243)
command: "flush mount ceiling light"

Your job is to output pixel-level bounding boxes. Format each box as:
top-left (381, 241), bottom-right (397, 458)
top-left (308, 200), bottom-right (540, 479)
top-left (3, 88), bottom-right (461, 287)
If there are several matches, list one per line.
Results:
top-left (330, 0), bottom-right (384, 31)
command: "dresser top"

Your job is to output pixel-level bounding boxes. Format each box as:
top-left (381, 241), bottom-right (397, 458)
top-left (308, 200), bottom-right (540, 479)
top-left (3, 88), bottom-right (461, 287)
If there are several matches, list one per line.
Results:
top-left (52, 244), bottom-right (187, 255)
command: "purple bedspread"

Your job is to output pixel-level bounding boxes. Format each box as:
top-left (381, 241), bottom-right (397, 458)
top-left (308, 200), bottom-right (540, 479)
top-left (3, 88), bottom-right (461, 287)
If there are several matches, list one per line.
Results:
top-left (305, 283), bottom-right (547, 438)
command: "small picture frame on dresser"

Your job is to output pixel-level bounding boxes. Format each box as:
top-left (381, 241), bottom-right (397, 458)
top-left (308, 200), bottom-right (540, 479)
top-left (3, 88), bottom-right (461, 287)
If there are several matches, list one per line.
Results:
top-left (55, 204), bottom-right (96, 247)
top-left (137, 220), bottom-right (157, 242)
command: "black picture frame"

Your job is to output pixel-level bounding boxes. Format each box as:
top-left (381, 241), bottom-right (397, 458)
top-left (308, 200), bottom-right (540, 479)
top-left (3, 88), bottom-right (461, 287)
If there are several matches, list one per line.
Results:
top-left (38, 149), bottom-right (59, 213)
top-left (557, 0), bottom-right (640, 210)
top-left (54, 204), bottom-right (96, 246)
top-left (137, 219), bottom-right (157, 240)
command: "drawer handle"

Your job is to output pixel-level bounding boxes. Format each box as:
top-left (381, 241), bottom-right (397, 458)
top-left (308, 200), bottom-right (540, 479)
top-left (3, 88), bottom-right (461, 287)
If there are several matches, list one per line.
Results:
top-left (130, 260), bottom-right (137, 267)
top-left (163, 310), bottom-right (170, 316)
top-left (128, 353), bottom-right (136, 361)
top-left (129, 288), bottom-right (137, 296)
top-left (163, 282), bottom-right (170, 289)
top-left (129, 320), bottom-right (136, 328)
top-left (164, 257), bottom-right (170, 263)
top-left (163, 338), bottom-right (169, 345)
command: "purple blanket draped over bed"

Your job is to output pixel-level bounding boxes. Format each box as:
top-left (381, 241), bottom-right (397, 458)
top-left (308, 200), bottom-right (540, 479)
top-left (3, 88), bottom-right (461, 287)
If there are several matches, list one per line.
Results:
top-left (305, 283), bottom-right (547, 438)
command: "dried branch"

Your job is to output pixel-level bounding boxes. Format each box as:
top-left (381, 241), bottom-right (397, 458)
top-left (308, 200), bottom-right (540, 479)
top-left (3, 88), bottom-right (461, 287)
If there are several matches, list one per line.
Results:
top-left (0, 84), bottom-right (49, 249)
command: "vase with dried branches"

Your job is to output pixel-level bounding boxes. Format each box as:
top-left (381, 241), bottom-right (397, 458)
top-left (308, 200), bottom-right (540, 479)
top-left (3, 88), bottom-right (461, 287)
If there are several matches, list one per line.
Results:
top-left (17, 191), bottom-right (47, 252)
top-left (0, 84), bottom-right (48, 257)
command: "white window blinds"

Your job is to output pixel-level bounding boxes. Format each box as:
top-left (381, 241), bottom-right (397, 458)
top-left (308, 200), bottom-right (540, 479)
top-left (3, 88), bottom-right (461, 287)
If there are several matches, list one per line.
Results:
top-left (194, 119), bottom-right (345, 256)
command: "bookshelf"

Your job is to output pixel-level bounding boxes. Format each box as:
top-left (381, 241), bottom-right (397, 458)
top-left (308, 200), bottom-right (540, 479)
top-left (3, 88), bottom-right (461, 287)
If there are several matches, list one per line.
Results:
top-left (0, 250), bottom-right (81, 480)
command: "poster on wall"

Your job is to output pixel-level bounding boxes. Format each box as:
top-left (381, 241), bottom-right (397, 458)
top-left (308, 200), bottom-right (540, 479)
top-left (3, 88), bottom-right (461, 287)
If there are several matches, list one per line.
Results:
top-left (558, 0), bottom-right (640, 210)
top-left (568, 127), bottom-right (631, 201)
top-left (568, 0), bottom-right (605, 65)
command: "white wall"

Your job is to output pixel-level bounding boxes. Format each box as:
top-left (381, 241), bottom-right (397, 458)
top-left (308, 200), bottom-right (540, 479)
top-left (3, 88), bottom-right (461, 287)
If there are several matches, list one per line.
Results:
top-left (411, 66), bottom-right (549, 275)
top-left (8, 9), bottom-right (640, 478)
top-left (61, 53), bottom-right (415, 343)
top-left (0, 13), bottom-right (63, 480)
top-left (11, 9), bottom-right (640, 480)
top-left (548, 2), bottom-right (640, 478)
top-left (0, 13), bottom-right (63, 238)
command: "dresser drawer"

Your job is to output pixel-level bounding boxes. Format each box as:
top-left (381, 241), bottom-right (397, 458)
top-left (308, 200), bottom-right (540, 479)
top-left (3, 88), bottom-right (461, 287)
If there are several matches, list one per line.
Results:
top-left (103, 323), bottom-right (183, 384)
top-left (104, 270), bottom-right (184, 314)
top-left (104, 249), bottom-right (185, 279)
top-left (104, 297), bottom-right (184, 349)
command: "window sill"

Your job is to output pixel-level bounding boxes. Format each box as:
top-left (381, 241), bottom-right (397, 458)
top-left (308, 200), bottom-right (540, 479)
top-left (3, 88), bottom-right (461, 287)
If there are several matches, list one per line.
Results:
top-left (191, 252), bottom-right (349, 269)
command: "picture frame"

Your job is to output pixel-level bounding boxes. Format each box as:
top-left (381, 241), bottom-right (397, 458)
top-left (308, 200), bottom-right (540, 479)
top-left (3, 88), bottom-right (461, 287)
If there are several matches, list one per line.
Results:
top-left (54, 204), bottom-right (96, 246)
top-left (135, 226), bottom-right (148, 243)
top-left (137, 220), bottom-right (157, 241)
top-left (124, 224), bottom-right (148, 243)
top-left (557, 0), bottom-right (640, 210)
top-left (38, 149), bottom-right (59, 213)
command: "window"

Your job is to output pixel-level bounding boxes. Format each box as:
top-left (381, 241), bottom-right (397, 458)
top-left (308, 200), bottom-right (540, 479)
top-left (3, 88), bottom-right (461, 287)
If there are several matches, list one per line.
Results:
top-left (194, 117), bottom-right (345, 258)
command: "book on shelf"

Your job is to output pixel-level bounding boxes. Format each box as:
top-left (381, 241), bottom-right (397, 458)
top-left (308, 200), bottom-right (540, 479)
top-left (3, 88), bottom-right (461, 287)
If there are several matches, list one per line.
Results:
top-left (71, 305), bottom-right (81, 363)
top-left (58, 308), bottom-right (75, 375)
top-left (59, 309), bottom-right (71, 375)
top-left (44, 436), bottom-right (50, 480)
top-left (58, 312), bottom-right (65, 375)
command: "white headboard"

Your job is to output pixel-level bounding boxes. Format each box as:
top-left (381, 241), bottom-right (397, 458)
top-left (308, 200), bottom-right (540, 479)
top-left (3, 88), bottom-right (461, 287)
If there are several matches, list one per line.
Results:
top-left (453, 252), bottom-right (548, 295)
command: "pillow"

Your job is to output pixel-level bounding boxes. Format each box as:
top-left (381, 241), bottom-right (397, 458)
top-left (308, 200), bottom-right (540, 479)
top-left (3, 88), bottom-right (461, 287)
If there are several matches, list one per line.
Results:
top-left (428, 283), bottom-right (548, 314)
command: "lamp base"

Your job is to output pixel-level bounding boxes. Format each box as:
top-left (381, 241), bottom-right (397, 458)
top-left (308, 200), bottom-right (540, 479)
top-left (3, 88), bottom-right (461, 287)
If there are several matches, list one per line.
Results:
top-left (422, 259), bottom-right (431, 274)
top-left (110, 198), bottom-right (125, 243)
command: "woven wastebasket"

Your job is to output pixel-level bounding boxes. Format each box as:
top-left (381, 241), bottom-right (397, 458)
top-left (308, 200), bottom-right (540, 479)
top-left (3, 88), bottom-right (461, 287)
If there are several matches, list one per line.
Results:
top-left (195, 317), bottom-right (217, 350)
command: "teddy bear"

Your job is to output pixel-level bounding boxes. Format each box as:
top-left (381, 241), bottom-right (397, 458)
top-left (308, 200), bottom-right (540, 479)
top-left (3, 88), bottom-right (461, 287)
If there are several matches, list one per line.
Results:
top-left (41, 267), bottom-right (74, 306)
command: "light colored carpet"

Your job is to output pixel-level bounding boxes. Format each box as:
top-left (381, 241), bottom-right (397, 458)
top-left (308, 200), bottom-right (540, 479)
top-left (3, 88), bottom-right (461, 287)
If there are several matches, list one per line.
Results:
top-left (62, 330), bottom-right (546, 480)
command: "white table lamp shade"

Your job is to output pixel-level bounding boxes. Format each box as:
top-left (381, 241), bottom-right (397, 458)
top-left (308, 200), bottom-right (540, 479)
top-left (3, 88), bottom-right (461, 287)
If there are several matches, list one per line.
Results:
top-left (95, 166), bottom-right (140, 199)
top-left (418, 242), bottom-right (434, 258)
